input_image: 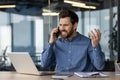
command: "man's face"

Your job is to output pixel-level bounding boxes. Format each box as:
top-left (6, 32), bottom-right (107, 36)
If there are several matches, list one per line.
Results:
top-left (59, 17), bottom-right (76, 38)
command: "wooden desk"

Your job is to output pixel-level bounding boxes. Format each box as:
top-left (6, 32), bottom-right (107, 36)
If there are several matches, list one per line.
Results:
top-left (0, 71), bottom-right (120, 80)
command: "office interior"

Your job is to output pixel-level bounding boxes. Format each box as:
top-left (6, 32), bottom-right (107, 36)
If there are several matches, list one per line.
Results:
top-left (0, 0), bottom-right (120, 71)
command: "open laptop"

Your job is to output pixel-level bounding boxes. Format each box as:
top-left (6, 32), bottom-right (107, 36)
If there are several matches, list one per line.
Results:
top-left (8, 52), bottom-right (56, 76)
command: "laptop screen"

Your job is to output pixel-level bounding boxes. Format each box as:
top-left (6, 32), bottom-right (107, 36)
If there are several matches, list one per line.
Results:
top-left (8, 52), bottom-right (40, 75)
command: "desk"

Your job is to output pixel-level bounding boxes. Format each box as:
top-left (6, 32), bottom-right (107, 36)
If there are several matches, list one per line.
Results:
top-left (0, 72), bottom-right (120, 80)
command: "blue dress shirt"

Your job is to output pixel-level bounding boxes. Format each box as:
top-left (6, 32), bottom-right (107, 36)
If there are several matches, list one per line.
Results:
top-left (41, 33), bottom-right (105, 72)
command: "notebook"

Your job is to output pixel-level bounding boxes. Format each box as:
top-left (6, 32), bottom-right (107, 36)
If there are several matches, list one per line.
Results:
top-left (8, 52), bottom-right (56, 76)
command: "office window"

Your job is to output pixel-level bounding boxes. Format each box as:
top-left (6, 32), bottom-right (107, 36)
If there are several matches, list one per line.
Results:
top-left (0, 26), bottom-right (11, 54)
top-left (34, 19), bottom-right (43, 53)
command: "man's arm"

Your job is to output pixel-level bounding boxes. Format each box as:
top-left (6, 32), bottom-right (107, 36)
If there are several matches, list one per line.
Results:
top-left (41, 43), bottom-right (55, 68)
top-left (89, 29), bottom-right (105, 70)
top-left (41, 27), bottom-right (59, 68)
top-left (88, 43), bottom-right (105, 70)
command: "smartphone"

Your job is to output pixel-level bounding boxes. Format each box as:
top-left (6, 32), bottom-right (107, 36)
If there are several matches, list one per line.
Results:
top-left (51, 78), bottom-right (64, 80)
top-left (56, 27), bottom-right (60, 38)
top-left (52, 73), bottom-right (73, 79)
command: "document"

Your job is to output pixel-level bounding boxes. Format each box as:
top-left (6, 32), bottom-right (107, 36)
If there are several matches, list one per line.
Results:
top-left (74, 72), bottom-right (108, 78)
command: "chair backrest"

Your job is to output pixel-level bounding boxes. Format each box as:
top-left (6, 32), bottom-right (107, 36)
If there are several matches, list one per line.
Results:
top-left (0, 46), bottom-right (8, 70)
top-left (2, 46), bottom-right (8, 61)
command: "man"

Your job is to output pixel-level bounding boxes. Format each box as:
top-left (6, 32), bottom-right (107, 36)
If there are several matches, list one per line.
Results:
top-left (41, 10), bottom-right (105, 72)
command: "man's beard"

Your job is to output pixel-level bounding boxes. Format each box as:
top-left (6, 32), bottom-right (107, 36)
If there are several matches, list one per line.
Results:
top-left (60, 28), bottom-right (74, 39)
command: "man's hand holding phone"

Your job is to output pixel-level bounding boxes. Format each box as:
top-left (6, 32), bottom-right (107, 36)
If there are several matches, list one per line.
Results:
top-left (49, 27), bottom-right (60, 44)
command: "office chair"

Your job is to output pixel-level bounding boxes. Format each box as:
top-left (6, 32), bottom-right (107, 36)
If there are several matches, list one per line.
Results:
top-left (0, 46), bottom-right (8, 70)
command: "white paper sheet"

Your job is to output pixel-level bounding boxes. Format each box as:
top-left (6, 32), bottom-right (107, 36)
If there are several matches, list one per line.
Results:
top-left (74, 72), bottom-right (108, 78)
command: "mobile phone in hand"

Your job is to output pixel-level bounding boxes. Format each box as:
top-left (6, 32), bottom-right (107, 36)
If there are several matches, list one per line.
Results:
top-left (51, 78), bottom-right (64, 80)
top-left (56, 27), bottom-right (60, 38)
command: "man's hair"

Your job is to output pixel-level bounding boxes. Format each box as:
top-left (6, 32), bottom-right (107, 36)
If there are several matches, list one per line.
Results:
top-left (59, 9), bottom-right (78, 25)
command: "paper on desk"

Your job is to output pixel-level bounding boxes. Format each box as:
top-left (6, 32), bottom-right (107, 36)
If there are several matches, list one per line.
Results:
top-left (74, 72), bottom-right (108, 78)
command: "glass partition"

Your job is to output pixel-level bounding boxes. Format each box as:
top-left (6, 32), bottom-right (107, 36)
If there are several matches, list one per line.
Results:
top-left (43, 0), bottom-right (118, 61)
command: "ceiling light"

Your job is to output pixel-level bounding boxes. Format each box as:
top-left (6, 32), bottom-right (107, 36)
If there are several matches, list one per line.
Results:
top-left (64, 0), bottom-right (85, 6)
top-left (42, 8), bottom-right (59, 16)
top-left (85, 6), bottom-right (96, 9)
top-left (0, 5), bottom-right (16, 8)
top-left (64, 0), bottom-right (96, 9)
top-left (43, 9), bottom-right (52, 13)
top-left (72, 4), bottom-right (96, 9)
top-left (42, 12), bottom-right (59, 16)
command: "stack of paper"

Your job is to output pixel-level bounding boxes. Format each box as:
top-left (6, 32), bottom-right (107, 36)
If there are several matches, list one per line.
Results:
top-left (74, 72), bottom-right (108, 78)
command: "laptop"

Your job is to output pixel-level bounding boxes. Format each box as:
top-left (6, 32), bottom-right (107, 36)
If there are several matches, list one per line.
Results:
top-left (8, 52), bottom-right (56, 76)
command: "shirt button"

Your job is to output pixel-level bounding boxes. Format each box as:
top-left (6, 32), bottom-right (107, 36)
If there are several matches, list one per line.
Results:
top-left (68, 50), bottom-right (71, 53)
top-left (68, 59), bottom-right (71, 61)
top-left (94, 48), bottom-right (97, 50)
top-left (66, 67), bottom-right (69, 70)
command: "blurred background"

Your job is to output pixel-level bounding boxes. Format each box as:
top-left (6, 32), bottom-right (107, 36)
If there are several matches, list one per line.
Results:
top-left (0, 0), bottom-right (119, 71)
